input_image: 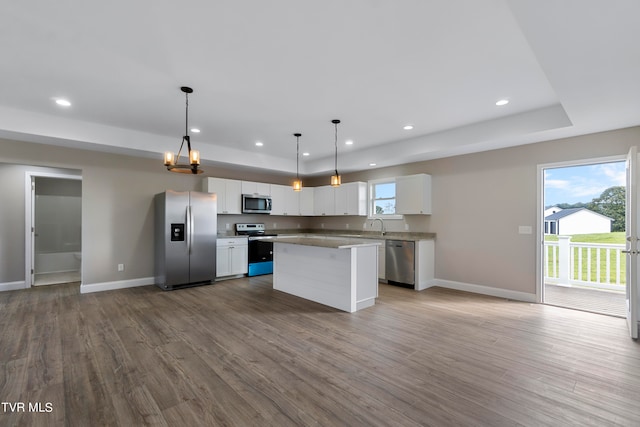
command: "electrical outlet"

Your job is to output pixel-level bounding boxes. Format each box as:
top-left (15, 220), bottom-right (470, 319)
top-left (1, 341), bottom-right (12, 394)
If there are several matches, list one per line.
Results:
top-left (346, 223), bottom-right (350, 229)
top-left (118, 264), bottom-right (125, 272)
top-left (405, 223), bottom-right (409, 230)
top-left (518, 225), bottom-right (533, 235)
top-left (225, 223), bottom-right (230, 230)
top-left (273, 223), bottom-right (277, 229)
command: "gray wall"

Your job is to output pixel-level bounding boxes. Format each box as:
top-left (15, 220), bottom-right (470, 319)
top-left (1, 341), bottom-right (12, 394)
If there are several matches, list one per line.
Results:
top-left (1, 126), bottom-right (639, 295)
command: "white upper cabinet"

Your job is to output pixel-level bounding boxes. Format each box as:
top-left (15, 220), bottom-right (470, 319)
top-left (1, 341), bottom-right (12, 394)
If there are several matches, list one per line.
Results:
top-left (299, 187), bottom-right (315, 216)
top-left (202, 177), bottom-right (242, 214)
top-left (241, 181), bottom-right (271, 196)
top-left (269, 184), bottom-right (286, 215)
top-left (270, 184), bottom-right (300, 216)
top-left (334, 182), bottom-right (367, 216)
top-left (284, 187), bottom-right (300, 215)
top-left (395, 174), bottom-right (431, 214)
top-left (204, 177), bottom-right (365, 217)
top-left (313, 186), bottom-right (335, 216)
top-left (314, 182), bottom-right (367, 216)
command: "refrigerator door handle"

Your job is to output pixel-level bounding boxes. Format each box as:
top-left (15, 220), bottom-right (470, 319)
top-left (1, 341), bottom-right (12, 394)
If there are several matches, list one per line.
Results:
top-left (188, 205), bottom-right (194, 254)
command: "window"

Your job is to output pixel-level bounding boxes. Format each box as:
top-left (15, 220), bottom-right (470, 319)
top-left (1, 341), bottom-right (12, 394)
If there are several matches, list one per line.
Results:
top-left (369, 178), bottom-right (401, 218)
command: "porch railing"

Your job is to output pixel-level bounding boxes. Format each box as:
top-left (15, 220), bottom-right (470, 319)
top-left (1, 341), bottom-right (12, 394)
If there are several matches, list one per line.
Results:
top-left (544, 236), bottom-right (626, 291)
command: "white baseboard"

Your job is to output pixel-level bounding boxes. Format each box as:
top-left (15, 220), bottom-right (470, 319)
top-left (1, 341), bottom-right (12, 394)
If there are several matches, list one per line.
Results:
top-left (0, 281), bottom-right (26, 292)
top-left (427, 279), bottom-right (537, 303)
top-left (80, 277), bottom-right (155, 294)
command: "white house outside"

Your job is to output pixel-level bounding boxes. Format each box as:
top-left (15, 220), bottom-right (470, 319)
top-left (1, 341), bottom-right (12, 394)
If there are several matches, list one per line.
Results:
top-left (544, 207), bottom-right (613, 235)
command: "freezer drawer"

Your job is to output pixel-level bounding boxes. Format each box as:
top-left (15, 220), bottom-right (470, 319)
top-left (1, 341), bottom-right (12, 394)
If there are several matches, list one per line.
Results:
top-left (385, 240), bottom-right (415, 286)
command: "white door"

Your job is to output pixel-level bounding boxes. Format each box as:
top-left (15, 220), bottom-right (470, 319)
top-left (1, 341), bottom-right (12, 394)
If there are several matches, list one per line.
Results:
top-left (625, 146), bottom-right (638, 339)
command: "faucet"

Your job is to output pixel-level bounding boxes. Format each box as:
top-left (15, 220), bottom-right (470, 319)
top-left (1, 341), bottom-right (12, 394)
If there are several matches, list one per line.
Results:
top-left (372, 218), bottom-right (386, 236)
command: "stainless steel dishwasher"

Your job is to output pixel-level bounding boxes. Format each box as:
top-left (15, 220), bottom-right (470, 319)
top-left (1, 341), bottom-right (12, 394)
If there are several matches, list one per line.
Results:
top-left (385, 240), bottom-right (415, 287)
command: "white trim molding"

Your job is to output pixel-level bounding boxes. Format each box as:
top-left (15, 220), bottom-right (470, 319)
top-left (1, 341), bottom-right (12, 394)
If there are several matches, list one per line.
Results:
top-left (429, 278), bottom-right (537, 303)
top-left (0, 281), bottom-right (27, 292)
top-left (80, 277), bottom-right (154, 294)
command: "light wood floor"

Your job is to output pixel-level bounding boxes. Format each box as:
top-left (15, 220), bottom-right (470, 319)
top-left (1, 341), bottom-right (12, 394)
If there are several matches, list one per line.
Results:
top-left (1, 277), bottom-right (639, 426)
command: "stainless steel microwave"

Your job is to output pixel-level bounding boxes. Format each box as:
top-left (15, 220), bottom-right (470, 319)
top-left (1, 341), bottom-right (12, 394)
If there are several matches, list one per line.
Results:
top-left (242, 194), bottom-right (272, 214)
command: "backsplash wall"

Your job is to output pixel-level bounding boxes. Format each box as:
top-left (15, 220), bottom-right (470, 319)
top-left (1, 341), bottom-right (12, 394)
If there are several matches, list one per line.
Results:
top-left (218, 214), bottom-right (312, 234)
top-left (306, 215), bottom-right (430, 234)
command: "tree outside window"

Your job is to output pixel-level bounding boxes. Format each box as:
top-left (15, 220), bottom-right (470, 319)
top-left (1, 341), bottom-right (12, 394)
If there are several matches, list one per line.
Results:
top-left (370, 179), bottom-right (396, 217)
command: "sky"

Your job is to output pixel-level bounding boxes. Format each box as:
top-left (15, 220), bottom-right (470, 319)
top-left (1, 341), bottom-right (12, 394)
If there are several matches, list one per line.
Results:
top-left (544, 161), bottom-right (626, 206)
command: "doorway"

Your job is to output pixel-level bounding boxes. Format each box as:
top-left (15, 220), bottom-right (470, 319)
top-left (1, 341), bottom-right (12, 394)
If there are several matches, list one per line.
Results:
top-left (26, 173), bottom-right (82, 287)
top-left (539, 158), bottom-right (627, 317)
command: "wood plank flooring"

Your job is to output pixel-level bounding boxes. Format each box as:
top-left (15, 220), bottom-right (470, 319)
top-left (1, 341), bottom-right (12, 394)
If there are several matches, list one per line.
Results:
top-left (1, 277), bottom-right (639, 426)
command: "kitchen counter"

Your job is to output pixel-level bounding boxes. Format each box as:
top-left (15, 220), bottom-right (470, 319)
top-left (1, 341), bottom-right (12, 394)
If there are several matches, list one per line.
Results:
top-left (272, 229), bottom-right (435, 241)
top-left (273, 237), bottom-right (379, 312)
top-left (272, 236), bottom-right (382, 249)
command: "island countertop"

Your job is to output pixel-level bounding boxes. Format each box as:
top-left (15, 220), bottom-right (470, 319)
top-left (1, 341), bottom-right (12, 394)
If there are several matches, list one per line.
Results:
top-left (272, 236), bottom-right (382, 249)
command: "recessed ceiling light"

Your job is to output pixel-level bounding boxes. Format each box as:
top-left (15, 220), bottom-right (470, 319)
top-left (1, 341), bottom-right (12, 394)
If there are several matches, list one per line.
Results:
top-left (496, 99), bottom-right (509, 106)
top-left (302, 152), bottom-right (310, 156)
top-left (55, 98), bottom-right (71, 107)
top-left (190, 128), bottom-right (201, 133)
top-left (403, 125), bottom-right (413, 130)
top-left (255, 141), bottom-right (264, 147)
top-left (369, 163), bottom-right (377, 167)
top-left (345, 140), bottom-right (354, 145)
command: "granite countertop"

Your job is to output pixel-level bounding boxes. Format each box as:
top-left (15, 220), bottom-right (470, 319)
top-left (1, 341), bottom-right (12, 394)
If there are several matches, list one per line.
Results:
top-left (217, 229), bottom-right (436, 241)
top-left (272, 236), bottom-right (383, 249)
top-left (273, 229), bottom-right (436, 241)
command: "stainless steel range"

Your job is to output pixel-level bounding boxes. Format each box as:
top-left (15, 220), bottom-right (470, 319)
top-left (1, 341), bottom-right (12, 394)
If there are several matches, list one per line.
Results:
top-left (235, 223), bottom-right (276, 276)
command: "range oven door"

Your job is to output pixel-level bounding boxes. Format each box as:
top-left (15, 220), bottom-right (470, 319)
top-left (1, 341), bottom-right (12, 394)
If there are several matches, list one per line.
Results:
top-left (247, 237), bottom-right (274, 276)
top-left (249, 239), bottom-right (273, 263)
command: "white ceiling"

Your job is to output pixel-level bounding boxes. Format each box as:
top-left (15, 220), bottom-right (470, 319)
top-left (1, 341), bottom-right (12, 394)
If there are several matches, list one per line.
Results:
top-left (1, 0), bottom-right (639, 176)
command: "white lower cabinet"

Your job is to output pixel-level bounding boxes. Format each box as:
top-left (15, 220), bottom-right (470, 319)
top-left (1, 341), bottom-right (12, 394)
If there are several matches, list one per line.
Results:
top-left (216, 237), bottom-right (248, 278)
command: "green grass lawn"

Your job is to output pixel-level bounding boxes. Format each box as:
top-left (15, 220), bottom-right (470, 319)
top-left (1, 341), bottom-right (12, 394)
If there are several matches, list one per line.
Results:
top-left (544, 232), bottom-right (625, 244)
top-left (545, 232), bottom-right (626, 284)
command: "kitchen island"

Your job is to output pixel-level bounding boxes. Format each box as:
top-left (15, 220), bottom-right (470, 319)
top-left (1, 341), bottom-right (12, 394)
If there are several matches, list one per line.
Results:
top-left (272, 236), bottom-right (380, 312)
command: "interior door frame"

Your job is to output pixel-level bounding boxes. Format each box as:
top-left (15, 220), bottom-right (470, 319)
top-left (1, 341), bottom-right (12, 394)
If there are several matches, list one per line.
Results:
top-left (24, 171), bottom-right (82, 288)
top-left (536, 154), bottom-right (626, 304)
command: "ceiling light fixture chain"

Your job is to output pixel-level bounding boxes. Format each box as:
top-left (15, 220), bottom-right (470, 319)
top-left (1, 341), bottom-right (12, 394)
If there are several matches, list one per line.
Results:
top-left (164, 86), bottom-right (202, 174)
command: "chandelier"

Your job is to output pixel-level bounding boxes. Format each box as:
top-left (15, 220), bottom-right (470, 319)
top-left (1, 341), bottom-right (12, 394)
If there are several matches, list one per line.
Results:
top-left (163, 86), bottom-right (202, 174)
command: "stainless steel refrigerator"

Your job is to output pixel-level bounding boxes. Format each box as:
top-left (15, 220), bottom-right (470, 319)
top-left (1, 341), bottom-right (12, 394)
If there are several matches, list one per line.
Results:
top-left (154, 190), bottom-right (217, 290)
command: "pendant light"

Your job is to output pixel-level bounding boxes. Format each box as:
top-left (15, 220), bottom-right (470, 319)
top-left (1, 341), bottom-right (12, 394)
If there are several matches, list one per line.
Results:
top-left (330, 119), bottom-right (341, 187)
top-left (164, 86), bottom-right (202, 174)
top-left (292, 133), bottom-right (303, 191)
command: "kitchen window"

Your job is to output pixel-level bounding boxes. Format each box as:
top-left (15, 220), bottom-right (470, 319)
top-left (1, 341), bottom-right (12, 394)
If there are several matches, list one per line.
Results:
top-left (369, 178), bottom-right (402, 219)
